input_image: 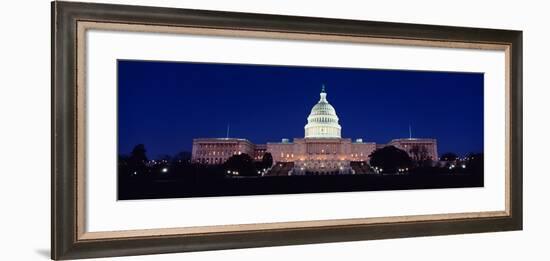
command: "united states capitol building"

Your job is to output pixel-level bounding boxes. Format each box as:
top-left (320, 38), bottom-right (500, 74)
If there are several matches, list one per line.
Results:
top-left (191, 86), bottom-right (438, 175)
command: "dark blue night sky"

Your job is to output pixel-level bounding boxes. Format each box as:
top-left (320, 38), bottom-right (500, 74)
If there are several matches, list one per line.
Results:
top-left (118, 60), bottom-right (484, 159)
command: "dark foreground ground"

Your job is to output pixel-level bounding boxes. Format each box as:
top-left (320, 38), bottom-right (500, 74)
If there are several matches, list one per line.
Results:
top-left (118, 172), bottom-right (483, 200)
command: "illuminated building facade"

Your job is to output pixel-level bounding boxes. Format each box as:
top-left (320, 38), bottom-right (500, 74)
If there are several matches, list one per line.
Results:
top-left (191, 86), bottom-right (438, 175)
top-left (191, 138), bottom-right (254, 165)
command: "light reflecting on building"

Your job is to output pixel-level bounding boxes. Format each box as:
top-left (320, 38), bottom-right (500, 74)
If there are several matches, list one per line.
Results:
top-left (191, 86), bottom-right (438, 175)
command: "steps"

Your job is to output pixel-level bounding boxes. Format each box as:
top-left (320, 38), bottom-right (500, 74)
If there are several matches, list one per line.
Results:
top-left (266, 162), bottom-right (295, 176)
top-left (350, 161), bottom-right (372, 174)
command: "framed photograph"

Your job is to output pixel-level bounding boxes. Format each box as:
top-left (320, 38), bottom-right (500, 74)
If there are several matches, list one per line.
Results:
top-left (52, 1), bottom-right (522, 260)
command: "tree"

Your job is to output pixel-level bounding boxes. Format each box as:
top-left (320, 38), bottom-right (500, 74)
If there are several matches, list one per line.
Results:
top-left (128, 144), bottom-right (148, 175)
top-left (466, 152), bottom-right (484, 174)
top-left (117, 154), bottom-right (131, 179)
top-left (369, 146), bottom-right (412, 174)
top-left (165, 151), bottom-right (193, 179)
top-left (173, 151), bottom-right (192, 164)
top-left (129, 144), bottom-right (147, 162)
top-left (158, 154), bottom-right (172, 162)
top-left (261, 153), bottom-right (273, 169)
top-left (224, 153), bottom-right (258, 176)
top-left (118, 154), bottom-right (129, 165)
top-left (441, 152), bottom-right (458, 162)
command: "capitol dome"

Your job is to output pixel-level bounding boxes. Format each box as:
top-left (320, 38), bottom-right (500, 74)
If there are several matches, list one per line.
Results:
top-left (304, 85), bottom-right (342, 138)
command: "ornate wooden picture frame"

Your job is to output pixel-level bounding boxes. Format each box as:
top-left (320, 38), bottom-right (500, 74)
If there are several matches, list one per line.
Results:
top-left (52, 1), bottom-right (522, 260)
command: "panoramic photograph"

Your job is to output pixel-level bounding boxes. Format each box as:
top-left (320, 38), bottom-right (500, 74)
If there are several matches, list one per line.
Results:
top-left (117, 60), bottom-right (484, 200)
